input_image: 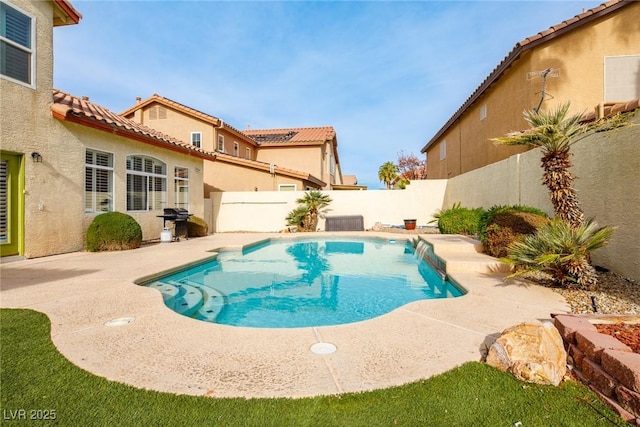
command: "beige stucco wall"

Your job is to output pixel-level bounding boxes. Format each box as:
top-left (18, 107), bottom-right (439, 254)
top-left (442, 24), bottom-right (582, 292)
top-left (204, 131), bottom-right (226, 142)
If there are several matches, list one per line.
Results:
top-left (211, 179), bottom-right (447, 233)
top-left (444, 112), bottom-right (640, 281)
top-left (203, 160), bottom-right (310, 193)
top-left (1, 0), bottom-right (80, 257)
top-left (426, 2), bottom-right (640, 179)
top-left (256, 145), bottom-right (324, 184)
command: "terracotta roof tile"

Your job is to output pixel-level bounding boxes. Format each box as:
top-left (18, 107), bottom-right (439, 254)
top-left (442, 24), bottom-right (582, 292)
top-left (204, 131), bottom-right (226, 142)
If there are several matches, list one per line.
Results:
top-left (51, 89), bottom-right (215, 160)
top-left (53, 0), bottom-right (82, 26)
top-left (243, 126), bottom-right (336, 145)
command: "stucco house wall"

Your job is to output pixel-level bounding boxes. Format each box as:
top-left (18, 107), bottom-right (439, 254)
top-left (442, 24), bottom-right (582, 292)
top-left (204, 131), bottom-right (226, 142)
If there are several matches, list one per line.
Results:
top-left (204, 160), bottom-right (312, 193)
top-left (1, 0), bottom-right (80, 257)
top-left (256, 145), bottom-right (324, 184)
top-left (424, 0), bottom-right (640, 179)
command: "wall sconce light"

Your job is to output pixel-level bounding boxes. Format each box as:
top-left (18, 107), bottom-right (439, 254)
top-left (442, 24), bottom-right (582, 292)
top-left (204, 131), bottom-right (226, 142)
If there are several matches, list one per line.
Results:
top-left (31, 152), bottom-right (43, 163)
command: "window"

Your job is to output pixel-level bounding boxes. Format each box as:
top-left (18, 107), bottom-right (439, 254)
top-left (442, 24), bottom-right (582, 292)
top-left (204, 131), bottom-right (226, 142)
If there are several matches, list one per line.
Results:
top-left (278, 184), bottom-right (296, 191)
top-left (0, 1), bottom-right (34, 86)
top-left (85, 149), bottom-right (114, 213)
top-left (126, 155), bottom-right (166, 211)
top-left (480, 104), bottom-right (487, 121)
top-left (439, 140), bottom-right (447, 160)
top-left (246, 147), bottom-right (251, 159)
top-left (217, 135), bottom-right (224, 152)
top-left (233, 142), bottom-right (239, 157)
top-left (174, 167), bottom-right (189, 210)
top-left (190, 132), bottom-right (201, 148)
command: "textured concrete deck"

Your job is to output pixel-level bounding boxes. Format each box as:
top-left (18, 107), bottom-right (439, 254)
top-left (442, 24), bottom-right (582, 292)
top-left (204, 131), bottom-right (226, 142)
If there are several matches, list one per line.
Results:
top-left (0, 232), bottom-right (570, 398)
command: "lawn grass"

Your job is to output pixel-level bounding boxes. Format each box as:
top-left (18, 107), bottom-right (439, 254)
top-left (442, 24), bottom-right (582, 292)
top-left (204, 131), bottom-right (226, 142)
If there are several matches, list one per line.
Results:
top-left (1, 308), bottom-right (625, 426)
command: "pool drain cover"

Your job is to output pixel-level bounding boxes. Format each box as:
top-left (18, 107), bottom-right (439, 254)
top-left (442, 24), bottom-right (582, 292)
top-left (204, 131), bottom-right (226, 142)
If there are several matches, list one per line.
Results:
top-left (104, 317), bottom-right (135, 327)
top-left (310, 342), bottom-right (337, 355)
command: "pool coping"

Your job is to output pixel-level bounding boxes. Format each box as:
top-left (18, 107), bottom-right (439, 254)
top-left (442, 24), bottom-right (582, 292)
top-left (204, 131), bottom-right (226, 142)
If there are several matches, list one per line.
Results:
top-left (0, 232), bottom-right (570, 398)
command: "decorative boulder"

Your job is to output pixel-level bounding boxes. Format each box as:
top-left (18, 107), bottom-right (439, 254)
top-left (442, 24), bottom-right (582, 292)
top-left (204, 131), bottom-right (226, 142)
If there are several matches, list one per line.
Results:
top-left (486, 321), bottom-right (567, 386)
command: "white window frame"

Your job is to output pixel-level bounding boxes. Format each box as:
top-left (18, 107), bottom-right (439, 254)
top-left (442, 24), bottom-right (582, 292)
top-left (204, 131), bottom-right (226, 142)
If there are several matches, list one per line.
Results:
top-left (246, 147), bottom-right (251, 159)
top-left (233, 141), bottom-right (239, 157)
top-left (217, 134), bottom-right (224, 152)
top-left (85, 149), bottom-right (114, 213)
top-left (126, 155), bottom-right (167, 212)
top-left (278, 184), bottom-right (296, 191)
top-left (439, 140), bottom-right (447, 161)
top-left (190, 132), bottom-right (201, 148)
top-left (480, 103), bottom-right (487, 121)
top-left (174, 166), bottom-right (189, 210)
top-left (0, 1), bottom-right (36, 88)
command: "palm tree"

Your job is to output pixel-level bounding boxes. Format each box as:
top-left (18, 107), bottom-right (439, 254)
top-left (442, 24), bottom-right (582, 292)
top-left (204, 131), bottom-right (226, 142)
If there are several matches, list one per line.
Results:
top-left (492, 102), bottom-right (587, 229)
top-left (296, 191), bottom-right (332, 232)
top-left (378, 161), bottom-right (398, 189)
top-left (503, 218), bottom-right (615, 290)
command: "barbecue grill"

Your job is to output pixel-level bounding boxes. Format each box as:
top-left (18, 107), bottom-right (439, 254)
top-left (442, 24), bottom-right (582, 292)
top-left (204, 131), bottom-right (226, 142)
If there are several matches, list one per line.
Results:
top-left (157, 208), bottom-right (193, 241)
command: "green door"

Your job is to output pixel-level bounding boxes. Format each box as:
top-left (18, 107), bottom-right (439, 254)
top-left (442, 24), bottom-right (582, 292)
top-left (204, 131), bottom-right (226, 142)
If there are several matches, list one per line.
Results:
top-left (0, 152), bottom-right (23, 257)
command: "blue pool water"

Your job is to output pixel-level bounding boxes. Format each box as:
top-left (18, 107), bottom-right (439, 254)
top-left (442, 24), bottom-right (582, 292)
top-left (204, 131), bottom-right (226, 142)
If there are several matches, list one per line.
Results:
top-left (145, 237), bottom-right (464, 328)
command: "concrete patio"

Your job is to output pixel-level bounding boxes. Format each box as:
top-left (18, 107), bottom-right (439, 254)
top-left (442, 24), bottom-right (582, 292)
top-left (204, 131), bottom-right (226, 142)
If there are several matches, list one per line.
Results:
top-left (0, 232), bottom-right (569, 398)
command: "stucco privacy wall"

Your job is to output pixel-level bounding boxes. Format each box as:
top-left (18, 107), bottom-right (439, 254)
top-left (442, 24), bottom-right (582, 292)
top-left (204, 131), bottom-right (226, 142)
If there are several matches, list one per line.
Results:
top-left (210, 180), bottom-right (448, 233)
top-left (443, 113), bottom-right (640, 281)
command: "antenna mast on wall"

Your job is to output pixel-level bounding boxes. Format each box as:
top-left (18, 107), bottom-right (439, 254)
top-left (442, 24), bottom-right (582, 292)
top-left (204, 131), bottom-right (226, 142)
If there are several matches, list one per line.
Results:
top-left (527, 68), bottom-right (559, 113)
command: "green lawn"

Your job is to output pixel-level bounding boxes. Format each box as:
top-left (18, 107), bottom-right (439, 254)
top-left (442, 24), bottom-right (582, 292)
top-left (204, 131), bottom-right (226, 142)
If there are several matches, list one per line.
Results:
top-left (0, 309), bottom-right (625, 426)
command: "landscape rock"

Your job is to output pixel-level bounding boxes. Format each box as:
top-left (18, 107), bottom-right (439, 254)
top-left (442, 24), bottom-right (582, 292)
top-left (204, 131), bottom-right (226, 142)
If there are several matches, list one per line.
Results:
top-left (486, 321), bottom-right (567, 386)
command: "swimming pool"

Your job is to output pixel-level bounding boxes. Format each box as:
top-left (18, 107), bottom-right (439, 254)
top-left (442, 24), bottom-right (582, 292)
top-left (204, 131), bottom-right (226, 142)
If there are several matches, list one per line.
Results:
top-left (144, 237), bottom-right (464, 328)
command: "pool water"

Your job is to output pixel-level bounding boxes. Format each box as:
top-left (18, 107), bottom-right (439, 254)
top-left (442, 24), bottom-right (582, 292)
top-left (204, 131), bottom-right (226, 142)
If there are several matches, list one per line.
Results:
top-left (145, 237), bottom-right (464, 328)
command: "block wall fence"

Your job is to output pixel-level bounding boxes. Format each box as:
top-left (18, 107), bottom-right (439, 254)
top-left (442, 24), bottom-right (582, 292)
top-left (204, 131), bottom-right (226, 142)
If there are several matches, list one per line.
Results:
top-left (207, 114), bottom-right (640, 282)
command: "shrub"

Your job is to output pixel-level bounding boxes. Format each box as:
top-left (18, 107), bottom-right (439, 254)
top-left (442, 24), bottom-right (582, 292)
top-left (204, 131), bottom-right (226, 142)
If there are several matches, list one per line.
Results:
top-left (433, 202), bottom-right (484, 236)
top-left (479, 205), bottom-right (549, 258)
top-left (86, 212), bottom-right (142, 252)
top-left (503, 218), bottom-right (615, 290)
top-left (187, 216), bottom-right (208, 237)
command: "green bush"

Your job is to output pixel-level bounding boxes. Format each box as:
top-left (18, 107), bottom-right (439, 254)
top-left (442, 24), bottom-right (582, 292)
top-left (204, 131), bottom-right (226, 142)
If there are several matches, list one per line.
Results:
top-left (478, 205), bottom-right (549, 257)
top-left (434, 202), bottom-right (484, 236)
top-left (187, 216), bottom-right (208, 237)
top-left (85, 212), bottom-right (142, 252)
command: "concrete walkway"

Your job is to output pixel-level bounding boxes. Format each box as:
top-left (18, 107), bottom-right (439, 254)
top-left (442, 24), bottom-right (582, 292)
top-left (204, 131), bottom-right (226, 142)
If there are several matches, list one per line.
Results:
top-left (0, 232), bottom-right (569, 398)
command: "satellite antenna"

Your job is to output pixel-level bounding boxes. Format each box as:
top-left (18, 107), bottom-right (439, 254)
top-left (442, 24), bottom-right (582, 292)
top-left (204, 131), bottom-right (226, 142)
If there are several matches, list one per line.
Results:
top-left (527, 68), bottom-right (559, 113)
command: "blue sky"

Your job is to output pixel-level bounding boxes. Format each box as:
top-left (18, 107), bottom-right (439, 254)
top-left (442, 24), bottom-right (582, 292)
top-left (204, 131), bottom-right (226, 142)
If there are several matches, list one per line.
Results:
top-left (53, 0), bottom-right (603, 189)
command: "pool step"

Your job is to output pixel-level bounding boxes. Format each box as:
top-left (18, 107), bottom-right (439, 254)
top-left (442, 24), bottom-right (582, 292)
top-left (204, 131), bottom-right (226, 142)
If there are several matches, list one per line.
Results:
top-left (421, 235), bottom-right (511, 275)
top-left (193, 287), bottom-right (225, 321)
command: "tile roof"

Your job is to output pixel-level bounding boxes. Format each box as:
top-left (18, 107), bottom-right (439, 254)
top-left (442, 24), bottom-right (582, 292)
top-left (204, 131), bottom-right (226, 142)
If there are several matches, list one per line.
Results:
top-left (243, 126), bottom-right (336, 145)
top-left (53, 0), bottom-right (82, 26)
top-left (120, 94), bottom-right (222, 127)
top-left (51, 89), bottom-right (215, 160)
top-left (51, 89), bottom-right (325, 185)
top-left (422, 0), bottom-right (632, 153)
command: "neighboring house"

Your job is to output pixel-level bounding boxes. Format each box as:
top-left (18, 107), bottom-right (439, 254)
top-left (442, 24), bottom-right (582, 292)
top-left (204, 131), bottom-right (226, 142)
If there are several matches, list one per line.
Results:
top-left (121, 95), bottom-right (329, 192)
top-left (421, 0), bottom-right (640, 179)
top-left (0, 0), bottom-right (210, 258)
